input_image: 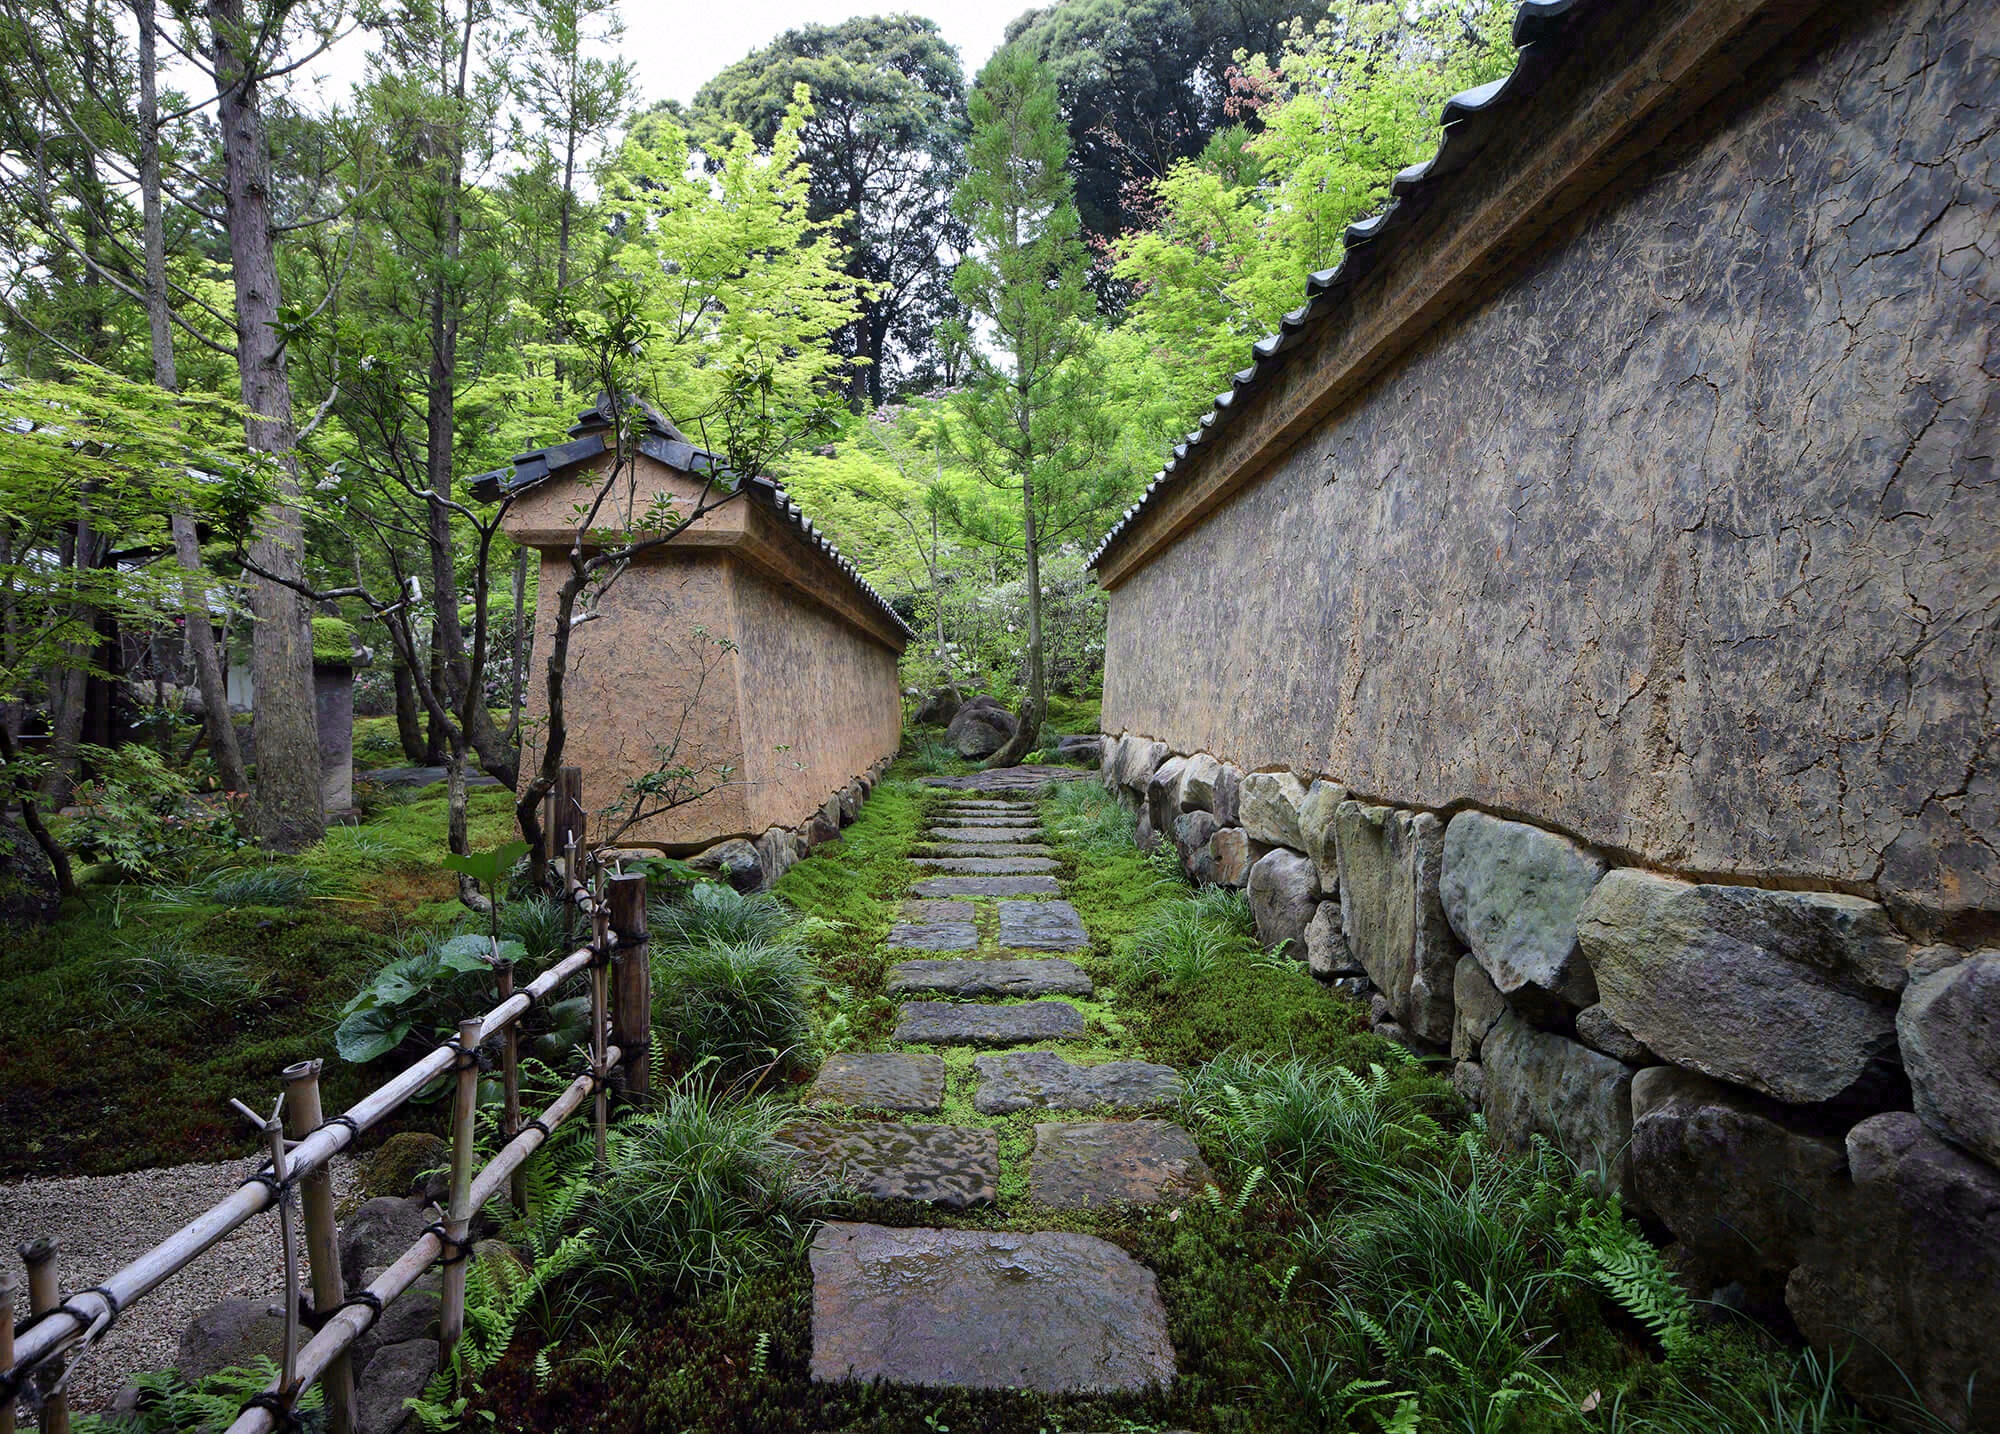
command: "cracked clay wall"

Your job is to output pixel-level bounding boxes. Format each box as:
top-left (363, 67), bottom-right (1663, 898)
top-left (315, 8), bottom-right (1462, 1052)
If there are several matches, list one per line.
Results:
top-left (1101, 0), bottom-right (1998, 944)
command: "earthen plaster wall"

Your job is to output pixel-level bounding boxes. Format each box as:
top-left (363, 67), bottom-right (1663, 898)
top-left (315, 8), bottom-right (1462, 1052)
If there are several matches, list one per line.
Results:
top-left (1100, 0), bottom-right (1999, 941)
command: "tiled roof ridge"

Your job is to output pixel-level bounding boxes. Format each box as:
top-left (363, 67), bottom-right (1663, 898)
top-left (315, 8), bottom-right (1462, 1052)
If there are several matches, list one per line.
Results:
top-left (469, 402), bottom-right (914, 640)
top-left (1087, 0), bottom-right (1588, 571)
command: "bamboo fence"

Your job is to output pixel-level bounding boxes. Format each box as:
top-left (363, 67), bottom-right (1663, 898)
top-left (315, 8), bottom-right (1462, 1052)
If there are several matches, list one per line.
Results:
top-left (1, 768), bottom-right (649, 1434)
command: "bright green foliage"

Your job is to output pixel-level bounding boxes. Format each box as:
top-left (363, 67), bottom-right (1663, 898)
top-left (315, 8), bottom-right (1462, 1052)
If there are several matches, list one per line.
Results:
top-left (72, 1359), bottom-right (322, 1434)
top-left (55, 745), bottom-right (251, 881)
top-left (650, 883), bottom-right (796, 952)
top-left (336, 930), bottom-right (519, 1063)
top-left (650, 936), bottom-right (817, 1087)
top-left (309, 616), bottom-right (357, 663)
top-left (1122, 884), bottom-right (1264, 988)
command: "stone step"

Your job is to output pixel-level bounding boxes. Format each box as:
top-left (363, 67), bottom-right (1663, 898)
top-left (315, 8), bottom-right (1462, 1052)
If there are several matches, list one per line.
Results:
top-left (913, 874), bottom-right (1063, 897)
top-left (894, 999), bottom-right (1084, 1045)
top-left (918, 842), bottom-right (1055, 858)
top-left (938, 801), bottom-right (1028, 812)
top-left (810, 1222), bottom-right (1174, 1394)
top-left (808, 1052), bottom-right (945, 1113)
top-left (886, 920), bottom-right (979, 950)
top-left (933, 814), bottom-right (1039, 827)
top-left (920, 767), bottom-right (1089, 793)
top-left (926, 825), bottom-right (1041, 843)
top-left (776, 1122), bottom-right (997, 1208)
top-left (1028, 1121), bottom-right (1215, 1210)
top-left (887, 958), bottom-right (1092, 999)
top-left (902, 899), bottom-right (973, 922)
top-left (997, 899), bottom-right (1089, 950)
top-left (973, 1051), bottom-right (1181, 1114)
top-left (913, 856), bottom-right (1059, 875)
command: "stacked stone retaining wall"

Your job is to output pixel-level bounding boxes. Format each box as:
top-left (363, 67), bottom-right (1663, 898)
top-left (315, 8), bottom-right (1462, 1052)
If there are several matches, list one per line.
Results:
top-left (1100, 731), bottom-right (1998, 1431)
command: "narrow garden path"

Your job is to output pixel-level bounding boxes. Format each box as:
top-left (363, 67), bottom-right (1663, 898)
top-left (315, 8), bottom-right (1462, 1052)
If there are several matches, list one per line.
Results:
top-left (782, 776), bottom-right (1204, 1402)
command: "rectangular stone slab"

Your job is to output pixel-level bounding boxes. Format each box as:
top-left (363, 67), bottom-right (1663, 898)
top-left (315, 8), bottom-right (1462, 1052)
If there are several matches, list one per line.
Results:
top-left (809, 1222), bottom-right (1175, 1393)
top-left (928, 826), bottom-right (1041, 842)
top-left (902, 899), bottom-right (973, 923)
top-left (809, 1053), bottom-right (945, 1113)
top-left (885, 921), bottom-right (979, 950)
top-left (920, 842), bottom-right (1055, 858)
top-left (974, 1050), bottom-right (1181, 1114)
top-left (914, 856), bottom-right (1059, 874)
top-left (997, 900), bottom-right (1090, 950)
top-left (894, 1000), bottom-right (1085, 1045)
top-left (1028, 1121), bottom-right (1215, 1209)
top-left (887, 958), bottom-right (1093, 999)
top-left (776, 1122), bottom-right (997, 1208)
top-left (913, 875), bottom-right (1063, 897)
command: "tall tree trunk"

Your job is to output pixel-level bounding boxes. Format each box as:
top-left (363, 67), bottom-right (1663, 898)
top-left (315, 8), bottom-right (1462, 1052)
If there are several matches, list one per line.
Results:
top-left (393, 651), bottom-right (426, 762)
top-left (506, 546), bottom-right (527, 743)
top-left (138, 0), bottom-right (250, 794)
top-left (211, 0), bottom-right (322, 848)
top-left (41, 524), bottom-right (97, 806)
top-left (985, 469), bottom-right (1045, 769)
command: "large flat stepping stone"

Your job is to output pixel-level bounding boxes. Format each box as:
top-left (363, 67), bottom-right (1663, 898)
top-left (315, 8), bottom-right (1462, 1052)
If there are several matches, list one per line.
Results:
top-left (928, 826), bottom-right (1041, 843)
top-left (1028, 1121), bottom-right (1215, 1209)
top-left (886, 920), bottom-right (979, 950)
top-left (809, 1053), bottom-right (945, 1112)
top-left (997, 899), bottom-right (1089, 950)
top-left (920, 842), bottom-right (1054, 858)
top-left (888, 958), bottom-right (1092, 999)
top-left (902, 899), bottom-right (973, 922)
top-left (809, 1222), bottom-right (1174, 1393)
top-left (974, 1051), bottom-right (1181, 1114)
top-left (776, 1122), bottom-right (997, 1208)
top-left (914, 874), bottom-right (1063, 897)
top-left (894, 1000), bottom-right (1084, 1045)
top-left (921, 766), bottom-right (1090, 792)
top-left (914, 856), bottom-right (1058, 874)
top-left (934, 813), bottom-right (1038, 826)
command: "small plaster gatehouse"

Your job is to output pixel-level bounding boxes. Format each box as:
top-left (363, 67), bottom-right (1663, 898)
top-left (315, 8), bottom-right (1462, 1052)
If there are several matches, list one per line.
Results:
top-left (475, 399), bottom-right (909, 873)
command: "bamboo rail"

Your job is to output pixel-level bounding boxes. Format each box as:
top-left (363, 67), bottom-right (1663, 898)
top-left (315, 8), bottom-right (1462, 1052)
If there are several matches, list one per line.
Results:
top-left (3, 824), bottom-right (648, 1434)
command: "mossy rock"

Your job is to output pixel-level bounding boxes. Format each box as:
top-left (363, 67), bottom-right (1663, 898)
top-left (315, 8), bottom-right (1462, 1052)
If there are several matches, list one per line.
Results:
top-left (312, 616), bottom-right (358, 664)
top-left (364, 1131), bottom-right (448, 1200)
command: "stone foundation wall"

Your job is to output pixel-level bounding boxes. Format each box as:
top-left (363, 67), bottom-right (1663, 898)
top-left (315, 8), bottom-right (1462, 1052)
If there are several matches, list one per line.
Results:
top-left (1099, 732), bottom-right (1998, 1431)
top-left (673, 753), bottom-right (896, 895)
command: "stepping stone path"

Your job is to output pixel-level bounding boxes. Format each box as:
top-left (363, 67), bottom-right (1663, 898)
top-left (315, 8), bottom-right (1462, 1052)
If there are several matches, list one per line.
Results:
top-left (807, 773), bottom-right (1206, 1400)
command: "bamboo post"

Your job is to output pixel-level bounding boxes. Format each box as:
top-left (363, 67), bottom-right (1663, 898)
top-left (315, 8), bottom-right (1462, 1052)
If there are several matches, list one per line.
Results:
top-left (494, 962), bottom-right (527, 1212)
top-left (228, 1097), bottom-right (297, 1400)
top-left (438, 1016), bottom-right (482, 1364)
top-left (2, 1268), bottom-right (18, 1434)
top-left (281, 1063), bottom-right (355, 1434)
top-left (589, 891), bottom-right (610, 1170)
top-left (17, 1242), bottom-right (64, 1434)
top-left (607, 872), bottom-right (650, 1100)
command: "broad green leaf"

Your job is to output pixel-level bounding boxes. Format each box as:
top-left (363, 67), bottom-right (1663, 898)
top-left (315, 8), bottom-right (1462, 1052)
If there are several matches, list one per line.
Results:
top-left (336, 1004), bottom-right (413, 1064)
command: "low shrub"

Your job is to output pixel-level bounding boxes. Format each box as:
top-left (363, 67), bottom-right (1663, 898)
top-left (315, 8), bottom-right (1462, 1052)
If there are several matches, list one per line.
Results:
top-left (652, 936), bottom-right (816, 1086)
top-left (650, 882), bottom-right (794, 952)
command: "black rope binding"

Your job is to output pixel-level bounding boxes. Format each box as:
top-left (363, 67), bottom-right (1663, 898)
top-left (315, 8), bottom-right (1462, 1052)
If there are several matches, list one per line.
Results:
top-left (422, 1222), bottom-right (472, 1266)
top-left (55, 1286), bottom-right (121, 1335)
top-left (241, 1392), bottom-right (303, 1432)
top-left (334, 1290), bottom-right (385, 1334)
top-left (521, 1117), bottom-right (553, 1140)
top-left (238, 1168), bottom-right (284, 1204)
top-left (316, 1113), bottom-right (360, 1143)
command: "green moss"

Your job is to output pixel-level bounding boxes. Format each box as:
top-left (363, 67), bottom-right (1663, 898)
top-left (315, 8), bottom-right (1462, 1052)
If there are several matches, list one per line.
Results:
top-left (311, 615), bottom-right (358, 664)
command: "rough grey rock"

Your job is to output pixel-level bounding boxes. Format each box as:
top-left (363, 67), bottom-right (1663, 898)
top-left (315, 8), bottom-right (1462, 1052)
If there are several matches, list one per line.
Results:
top-left (350, 1269), bottom-right (440, 1377)
top-left (888, 958), bottom-right (1092, 998)
top-left (1787, 1113), bottom-right (2000, 1430)
top-left (1028, 1121), bottom-right (1215, 1209)
top-left (1329, 975), bottom-right (1372, 1002)
top-left (689, 837), bottom-right (764, 891)
top-left (923, 841), bottom-right (1059, 857)
top-left (1335, 802), bottom-right (1458, 1045)
top-left (806, 807), bottom-right (841, 848)
top-left (175, 1298), bottom-right (290, 1383)
top-left (1451, 1060), bottom-right (1485, 1110)
top-left (1629, 1066), bottom-right (1845, 1290)
top-left (914, 688), bottom-right (961, 726)
top-left (1212, 763), bottom-right (1242, 827)
top-left (1482, 1011), bottom-right (1636, 1199)
top-left (1147, 756), bottom-right (1189, 836)
top-left (1179, 753), bottom-right (1223, 813)
top-left (339, 1195), bottom-right (430, 1289)
top-left (1055, 734), bottom-right (1102, 767)
top-left (355, 1338), bottom-right (438, 1434)
top-left (948, 698), bottom-right (1017, 758)
top-left (838, 781), bottom-right (863, 826)
top-left (1116, 738), bottom-right (1169, 795)
top-left (912, 856), bottom-right (1059, 875)
top-left (997, 900), bottom-right (1090, 951)
top-left (1451, 955), bottom-right (1507, 1061)
top-left (1439, 811), bottom-right (1605, 1017)
top-left (1296, 780), bottom-right (1346, 891)
top-left (903, 899), bottom-right (974, 923)
top-left (1897, 949), bottom-right (1999, 1166)
top-left (808, 1052), bottom-right (946, 1112)
top-left (1574, 1004), bottom-right (1655, 1065)
top-left (1208, 827), bottom-right (1253, 887)
top-left (885, 921), bottom-right (978, 951)
top-left (934, 814), bottom-right (1038, 828)
top-left (893, 1000), bottom-right (1085, 1045)
top-left (1579, 870), bottom-right (1904, 1105)
top-left (1135, 804), bottom-right (1159, 854)
top-left (913, 875), bottom-right (1063, 898)
top-left (1303, 899), bottom-right (1359, 976)
top-left (973, 1051), bottom-right (1181, 1114)
top-left (1098, 734), bottom-right (1128, 791)
top-left (809, 1222), bottom-right (1174, 1393)
top-left (1239, 771), bottom-right (1308, 850)
top-left (1172, 810), bottom-right (1220, 872)
top-left (1247, 848), bottom-right (1321, 954)
top-left (925, 826), bottom-right (1045, 846)
top-left (776, 1121), bottom-right (998, 1208)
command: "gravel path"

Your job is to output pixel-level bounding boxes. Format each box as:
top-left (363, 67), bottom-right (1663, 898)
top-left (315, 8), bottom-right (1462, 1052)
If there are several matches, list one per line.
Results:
top-left (2, 1155), bottom-right (360, 1411)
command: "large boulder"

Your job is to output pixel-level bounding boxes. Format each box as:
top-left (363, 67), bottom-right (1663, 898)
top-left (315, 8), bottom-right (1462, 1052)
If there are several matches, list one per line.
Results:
top-left (355, 1338), bottom-right (439, 1434)
top-left (1578, 871), bottom-right (1905, 1105)
top-left (349, 1269), bottom-right (441, 1377)
top-left (756, 826), bottom-right (804, 887)
top-left (913, 688), bottom-right (961, 727)
top-left (1117, 738), bottom-right (1169, 797)
top-left (1335, 802), bottom-right (1458, 1045)
top-left (1296, 781), bottom-right (1345, 893)
top-left (1439, 811), bottom-right (1605, 1021)
top-left (1212, 763), bottom-right (1243, 827)
top-left (1787, 1113), bottom-right (2000, 1431)
top-left (1247, 849), bottom-right (1320, 954)
top-left (339, 1195), bottom-right (431, 1289)
top-left (1171, 810), bottom-right (1220, 876)
top-left (1482, 1011), bottom-right (1636, 1199)
top-left (948, 698), bottom-right (1016, 758)
top-left (1178, 754), bottom-right (1223, 814)
top-left (1239, 772), bottom-right (1308, 850)
top-left (690, 837), bottom-right (763, 891)
top-left (837, 780), bottom-right (864, 826)
top-left (1630, 1066), bottom-right (1845, 1295)
top-left (176, 1298), bottom-right (290, 1383)
top-left (1208, 827), bottom-right (1253, 888)
top-left (1147, 757), bottom-right (1189, 838)
top-left (1098, 734), bottom-right (1128, 791)
top-left (1055, 734), bottom-right (1101, 768)
top-left (1302, 900), bottom-right (1359, 977)
top-left (362, 1132), bottom-right (448, 1202)
top-left (1451, 955), bottom-right (1507, 1061)
top-left (1897, 949), bottom-right (2000, 1166)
